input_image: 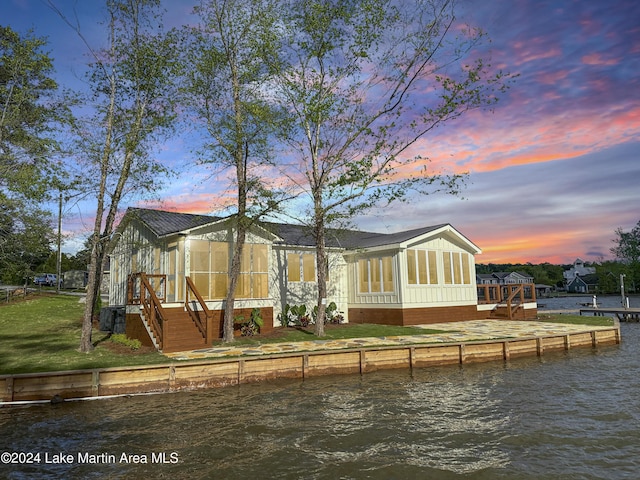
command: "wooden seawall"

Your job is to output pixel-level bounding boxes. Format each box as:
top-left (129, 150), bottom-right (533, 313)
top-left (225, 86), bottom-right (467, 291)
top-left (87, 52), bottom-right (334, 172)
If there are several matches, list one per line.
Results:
top-left (0, 327), bottom-right (620, 404)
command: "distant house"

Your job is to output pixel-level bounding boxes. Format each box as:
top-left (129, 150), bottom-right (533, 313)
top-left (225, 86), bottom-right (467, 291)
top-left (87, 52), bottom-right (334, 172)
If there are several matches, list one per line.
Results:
top-left (563, 258), bottom-right (596, 282)
top-left (476, 271), bottom-right (534, 285)
top-left (108, 208), bottom-right (537, 351)
top-left (535, 284), bottom-right (553, 297)
top-left (567, 274), bottom-right (599, 294)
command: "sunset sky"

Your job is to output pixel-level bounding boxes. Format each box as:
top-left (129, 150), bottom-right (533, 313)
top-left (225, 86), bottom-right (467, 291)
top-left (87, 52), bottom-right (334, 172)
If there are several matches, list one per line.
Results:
top-left (6, 0), bottom-right (640, 264)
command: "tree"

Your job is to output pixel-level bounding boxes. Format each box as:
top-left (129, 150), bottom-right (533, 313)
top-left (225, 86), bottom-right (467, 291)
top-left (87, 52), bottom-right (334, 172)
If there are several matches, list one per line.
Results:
top-left (0, 25), bottom-right (61, 200)
top-left (185, 0), bottom-right (288, 342)
top-left (272, 0), bottom-right (514, 335)
top-left (54, 0), bottom-right (180, 352)
top-left (595, 261), bottom-right (625, 294)
top-left (0, 26), bottom-right (67, 284)
top-left (0, 192), bottom-right (54, 284)
top-left (611, 220), bottom-right (640, 292)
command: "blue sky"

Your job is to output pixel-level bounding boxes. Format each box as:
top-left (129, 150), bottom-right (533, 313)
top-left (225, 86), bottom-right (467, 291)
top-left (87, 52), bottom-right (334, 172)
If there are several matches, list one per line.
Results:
top-left (5, 0), bottom-right (640, 264)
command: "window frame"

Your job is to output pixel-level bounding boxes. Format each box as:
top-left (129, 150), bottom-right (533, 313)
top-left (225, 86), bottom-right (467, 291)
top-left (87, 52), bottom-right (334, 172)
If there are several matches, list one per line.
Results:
top-left (358, 256), bottom-right (395, 294)
top-left (287, 252), bottom-right (317, 283)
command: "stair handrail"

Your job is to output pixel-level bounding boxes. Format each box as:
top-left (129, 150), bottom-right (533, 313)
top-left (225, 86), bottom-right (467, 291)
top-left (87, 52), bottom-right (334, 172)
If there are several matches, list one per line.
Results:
top-left (504, 284), bottom-right (522, 320)
top-left (185, 276), bottom-right (214, 344)
top-left (138, 273), bottom-right (166, 350)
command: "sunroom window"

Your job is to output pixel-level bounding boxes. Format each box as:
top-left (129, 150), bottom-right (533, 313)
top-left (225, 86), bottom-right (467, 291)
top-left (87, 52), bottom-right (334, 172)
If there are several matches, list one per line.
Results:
top-left (406, 249), bottom-right (438, 285)
top-left (358, 256), bottom-right (394, 293)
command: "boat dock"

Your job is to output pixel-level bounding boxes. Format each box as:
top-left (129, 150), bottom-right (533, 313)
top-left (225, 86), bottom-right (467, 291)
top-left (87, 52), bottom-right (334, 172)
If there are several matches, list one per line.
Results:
top-left (580, 307), bottom-right (640, 322)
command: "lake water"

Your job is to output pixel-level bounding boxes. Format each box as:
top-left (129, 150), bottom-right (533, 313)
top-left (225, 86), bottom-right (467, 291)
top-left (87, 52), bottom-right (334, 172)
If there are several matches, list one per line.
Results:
top-left (538, 294), bottom-right (639, 313)
top-left (1, 296), bottom-right (639, 479)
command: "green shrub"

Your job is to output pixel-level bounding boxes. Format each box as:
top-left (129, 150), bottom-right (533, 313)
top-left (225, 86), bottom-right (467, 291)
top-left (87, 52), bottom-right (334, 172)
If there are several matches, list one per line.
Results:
top-left (110, 333), bottom-right (142, 350)
top-left (234, 308), bottom-right (264, 336)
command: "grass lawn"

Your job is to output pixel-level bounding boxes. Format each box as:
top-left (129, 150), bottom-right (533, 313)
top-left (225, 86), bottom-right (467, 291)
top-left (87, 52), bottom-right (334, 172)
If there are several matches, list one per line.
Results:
top-left (221, 323), bottom-right (446, 346)
top-left (0, 294), bottom-right (616, 375)
top-left (0, 294), bottom-right (166, 375)
top-left (536, 313), bottom-right (615, 326)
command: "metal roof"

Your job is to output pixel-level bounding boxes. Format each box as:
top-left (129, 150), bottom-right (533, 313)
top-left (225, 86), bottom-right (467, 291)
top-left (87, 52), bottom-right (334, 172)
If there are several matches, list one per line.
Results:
top-left (126, 207), bottom-right (478, 251)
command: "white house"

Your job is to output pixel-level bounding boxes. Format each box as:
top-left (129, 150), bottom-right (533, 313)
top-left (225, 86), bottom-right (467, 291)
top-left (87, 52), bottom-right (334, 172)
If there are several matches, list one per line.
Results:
top-left (108, 208), bottom-right (536, 352)
top-left (563, 258), bottom-right (596, 282)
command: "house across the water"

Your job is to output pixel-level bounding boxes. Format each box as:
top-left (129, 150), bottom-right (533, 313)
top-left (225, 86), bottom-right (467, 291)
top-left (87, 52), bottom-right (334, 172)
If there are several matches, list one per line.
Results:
top-left (108, 208), bottom-right (537, 352)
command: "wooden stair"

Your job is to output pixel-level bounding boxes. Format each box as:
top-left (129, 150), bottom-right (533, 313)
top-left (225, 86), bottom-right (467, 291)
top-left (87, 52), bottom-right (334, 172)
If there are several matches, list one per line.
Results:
top-left (144, 307), bottom-right (209, 353)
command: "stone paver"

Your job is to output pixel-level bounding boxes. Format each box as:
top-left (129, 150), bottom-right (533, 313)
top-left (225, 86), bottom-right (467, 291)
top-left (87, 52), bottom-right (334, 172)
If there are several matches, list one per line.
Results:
top-left (163, 320), bottom-right (615, 361)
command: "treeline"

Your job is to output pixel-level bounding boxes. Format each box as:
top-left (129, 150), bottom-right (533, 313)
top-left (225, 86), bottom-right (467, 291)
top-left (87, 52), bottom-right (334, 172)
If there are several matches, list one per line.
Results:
top-left (476, 263), bottom-right (566, 288)
top-left (477, 260), bottom-right (637, 294)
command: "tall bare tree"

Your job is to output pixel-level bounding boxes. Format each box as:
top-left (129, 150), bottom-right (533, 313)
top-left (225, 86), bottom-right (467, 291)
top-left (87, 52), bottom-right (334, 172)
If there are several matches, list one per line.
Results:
top-left (55, 0), bottom-right (180, 352)
top-left (273, 0), bottom-right (515, 335)
top-left (185, 0), bottom-right (288, 342)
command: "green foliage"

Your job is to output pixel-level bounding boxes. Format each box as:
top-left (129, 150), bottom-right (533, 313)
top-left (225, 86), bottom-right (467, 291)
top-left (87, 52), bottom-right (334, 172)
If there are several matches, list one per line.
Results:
top-left (611, 221), bottom-right (640, 292)
top-left (325, 301), bottom-right (344, 324)
top-left (277, 303), bottom-right (294, 327)
top-left (109, 333), bottom-right (142, 350)
top-left (477, 262), bottom-right (565, 288)
top-left (234, 308), bottom-right (264, 336)
top-left (0, 25), bottom-right (62, 200)
top-left (66, 0), bottom-right (182, 352)
top-left (595, 261), bottom-right (627, 294)
top-left (0, 193), bottom-right (54, 284)
top-left (290, 304), bottom-right (311, 327)
top-left (268, 0), bottom-right (515, 333)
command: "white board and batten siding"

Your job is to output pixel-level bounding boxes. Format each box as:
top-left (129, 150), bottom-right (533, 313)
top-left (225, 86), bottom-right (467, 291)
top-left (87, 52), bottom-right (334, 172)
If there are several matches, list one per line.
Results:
top-left (347, 231), bottom-right (479, 309)
top-left (270, 247), bottom-right (350, 326)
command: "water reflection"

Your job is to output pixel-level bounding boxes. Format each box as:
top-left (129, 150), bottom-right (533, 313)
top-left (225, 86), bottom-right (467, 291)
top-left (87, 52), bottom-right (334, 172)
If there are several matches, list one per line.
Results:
top-left (404, 372), bottom-right (511, 473)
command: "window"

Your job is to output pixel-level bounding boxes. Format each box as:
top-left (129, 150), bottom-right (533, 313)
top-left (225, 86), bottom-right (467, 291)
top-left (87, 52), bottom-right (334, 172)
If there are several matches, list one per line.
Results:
top-left (237, 244), bottom-right (269, 299)
top-left (406, 249), bottom-right (438, 285)
top-left (288, 253), bottom-right (316, 282)
top-left (358, 256), bottom-right (394, 293)
top-left (189, 241), bottom-right (268, 299)
top-left (190, 240), bottom-right (227, 299)
top-left (442, 251), bottom-right (472, 285)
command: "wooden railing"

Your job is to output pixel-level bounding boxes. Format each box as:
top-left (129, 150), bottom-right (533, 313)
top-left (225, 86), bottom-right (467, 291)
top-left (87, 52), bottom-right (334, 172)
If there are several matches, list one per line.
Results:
top-left (127, 273), bottom-right (167, 305)
top-left (185, 276), bottom-right (214, 344)
top-left (477, 283), bottom-right (537, 320)
top-left (129, 273), bottom-right (167, 350)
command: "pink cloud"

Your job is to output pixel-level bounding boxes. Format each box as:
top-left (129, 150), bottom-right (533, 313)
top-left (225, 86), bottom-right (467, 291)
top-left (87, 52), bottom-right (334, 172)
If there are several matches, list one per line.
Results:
top-left (581, 53), bottom-right (620, 66)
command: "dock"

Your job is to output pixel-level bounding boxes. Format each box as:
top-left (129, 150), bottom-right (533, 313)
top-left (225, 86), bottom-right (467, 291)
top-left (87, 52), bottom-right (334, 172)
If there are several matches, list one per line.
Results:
top-left (580, 307), bottom-right (640, 322)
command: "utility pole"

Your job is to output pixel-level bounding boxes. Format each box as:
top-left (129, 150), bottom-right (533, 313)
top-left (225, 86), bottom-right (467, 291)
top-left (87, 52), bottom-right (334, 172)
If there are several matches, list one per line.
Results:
top-left (620, 273), bottom-right (626, 308)
top-left (56, 190), bottom-right (63, 294)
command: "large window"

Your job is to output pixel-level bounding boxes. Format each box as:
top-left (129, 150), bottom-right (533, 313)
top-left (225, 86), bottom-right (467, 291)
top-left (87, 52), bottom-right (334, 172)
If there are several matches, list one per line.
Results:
top-left (190, 241), bottom-right (268, 299)
top-left (442, 251), bottom-right (472, 285)
top-left (288, 253), bottom-right (316, 282)
top-left (406, 249), bottom-right (438, 285)
top-left (358, 256), bottom-right (394, 293)
top-left (237, 244), bottom-right (269, 299)
top-left (190, 240), bottom-right (228, 299)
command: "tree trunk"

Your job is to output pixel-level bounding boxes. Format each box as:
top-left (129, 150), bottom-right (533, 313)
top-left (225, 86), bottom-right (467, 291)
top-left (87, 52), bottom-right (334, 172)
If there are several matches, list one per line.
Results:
top-left (314, 198), bottom-right (326, 337)
top-left (223, 221), bottom-right (246, 342)
top-left (79, 236), bottom-right (100, 352)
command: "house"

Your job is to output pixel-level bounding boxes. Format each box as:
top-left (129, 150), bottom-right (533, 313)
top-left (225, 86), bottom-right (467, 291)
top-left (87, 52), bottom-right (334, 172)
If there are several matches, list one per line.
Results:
top-left (535, 284), bottom-right (554, 298)
top-left (566, 274), bottom-right (599, 294)
top-left (476, 271), bottom-right (534, 285)
top-left (108, 208), bottom-right (537, 352)
top-left (563, 258), bottom-right (596, 282)
top-left (61, 270), bottom-right (89, 289)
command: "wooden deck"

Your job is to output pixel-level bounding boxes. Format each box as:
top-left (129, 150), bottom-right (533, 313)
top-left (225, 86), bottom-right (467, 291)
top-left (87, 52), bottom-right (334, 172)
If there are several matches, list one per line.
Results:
top-left (580, 307), bottom-right (640, 322)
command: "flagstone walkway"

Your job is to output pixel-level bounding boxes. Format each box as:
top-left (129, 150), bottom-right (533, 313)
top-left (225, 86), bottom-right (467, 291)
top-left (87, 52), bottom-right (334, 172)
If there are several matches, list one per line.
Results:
top-left (164, 320), bottom-right (616, 360)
